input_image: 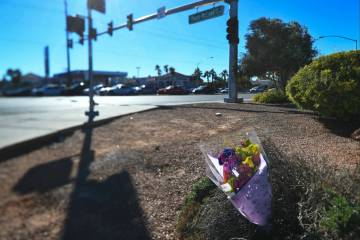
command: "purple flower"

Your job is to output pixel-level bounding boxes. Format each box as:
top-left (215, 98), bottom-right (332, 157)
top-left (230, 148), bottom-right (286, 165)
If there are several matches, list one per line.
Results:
top-left (218, 148), bottom-right (236, 165)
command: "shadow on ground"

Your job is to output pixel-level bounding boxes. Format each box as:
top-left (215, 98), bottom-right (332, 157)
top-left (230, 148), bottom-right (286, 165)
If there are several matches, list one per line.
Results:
top-left (60, 120), bottom-right (150, 240)
top-left (13, 156), bottom-right (75, 194)
top-left (318, 117), bottom-right (360, 138)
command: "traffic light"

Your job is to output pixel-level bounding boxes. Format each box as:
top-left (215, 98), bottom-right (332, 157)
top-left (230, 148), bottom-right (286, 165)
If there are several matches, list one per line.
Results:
top-left (108, 21), bottom-right (113, 36)
top-left (67, 39), bottom-right (73, 49)
top-left (90, 28), bottom-right (97, 41)
top-left (226, 17), bottom-right (239, 44)
top-left (127, 14), bottom-right (133, 31)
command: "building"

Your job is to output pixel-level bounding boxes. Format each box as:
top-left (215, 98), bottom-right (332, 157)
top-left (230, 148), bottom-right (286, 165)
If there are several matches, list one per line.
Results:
top-left (21, 73), bottom-right (43, 87)
top-left (53, 70), bottom-right (128, 86)
top-left (127, 72), bottom-right (202, 89)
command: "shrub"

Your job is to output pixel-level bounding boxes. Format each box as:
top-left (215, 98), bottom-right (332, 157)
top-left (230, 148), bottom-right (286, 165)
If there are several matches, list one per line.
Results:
top-left (253, 89), bottom-right (288, 103)
top-left (286, 51), bottom-right (360, 120)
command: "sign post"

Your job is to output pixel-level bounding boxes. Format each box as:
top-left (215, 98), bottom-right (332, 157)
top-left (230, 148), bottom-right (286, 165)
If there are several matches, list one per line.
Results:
top-left (85, 0), bottom-right (105, 122)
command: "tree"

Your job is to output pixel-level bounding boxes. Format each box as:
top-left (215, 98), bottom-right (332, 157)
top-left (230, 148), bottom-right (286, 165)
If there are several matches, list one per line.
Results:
top-left (192, 67), bottom-right (202, 81)
top-left (169, 66), bottom-right (176, 85)
top-left (5, 69), bottom-right (22, 87)
top-left (220, 69), bottom-right (228, 81)
top-left (209, 68), bottom-right (217, 83)
top-left (241, 17), bottom-right (317, 90)
top-left (163, 65), bottom-right (169, 74)
top-left (155, 65), bottom-right (162, 76)
top-left (203, 70), bottom-right (211, 83)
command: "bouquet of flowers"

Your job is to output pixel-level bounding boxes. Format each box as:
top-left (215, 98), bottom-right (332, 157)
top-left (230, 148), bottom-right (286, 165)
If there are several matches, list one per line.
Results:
top-left (200, 129), bottom-right (272, 226)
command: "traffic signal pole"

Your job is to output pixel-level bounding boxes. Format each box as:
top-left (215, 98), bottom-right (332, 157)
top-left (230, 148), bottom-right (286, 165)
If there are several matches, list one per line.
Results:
top-left (77, 0), bottom-right (240, 107)
top-left (224, 0), bottom-right (240, 103)
top-left (64, 0), bottom-right (72, 87)
top-left (96, 0), bottom-right (224, 37)
top-left (85, 7), bottom-right (98, 122)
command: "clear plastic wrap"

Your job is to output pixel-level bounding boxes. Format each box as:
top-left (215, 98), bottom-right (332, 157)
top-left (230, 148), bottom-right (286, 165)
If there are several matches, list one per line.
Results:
top-left (199, 128), bottom-right (272, 226)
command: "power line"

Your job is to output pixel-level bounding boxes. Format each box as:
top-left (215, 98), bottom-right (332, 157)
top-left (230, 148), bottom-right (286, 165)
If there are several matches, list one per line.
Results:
top-left (137, 29), bottom-right (228, 51)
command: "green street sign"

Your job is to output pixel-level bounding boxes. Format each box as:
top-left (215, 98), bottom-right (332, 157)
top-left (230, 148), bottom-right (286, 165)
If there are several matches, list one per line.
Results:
top-left (189, 5), bottom-right (224, 24)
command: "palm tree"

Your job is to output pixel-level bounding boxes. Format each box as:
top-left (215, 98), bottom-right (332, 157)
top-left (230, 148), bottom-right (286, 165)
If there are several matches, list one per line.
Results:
top-left (155, 65), bottom-right (162, 76)
top-left (220, 69), bottom-right (228, 82)
top-left (169, 66), bottom-right (176, 86)
top-left (192, 67), bottom-right (202, 82)
top-left (163, 65), bottom-right (169, 74)
top-left (209, 68), bottom-right (217, 83)
top-left (203, 70), bottom-right (211, 83)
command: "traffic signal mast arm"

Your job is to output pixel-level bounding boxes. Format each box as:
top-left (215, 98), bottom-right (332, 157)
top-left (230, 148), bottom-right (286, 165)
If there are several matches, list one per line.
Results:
top-left (96, 0), bottom-right (225, 37)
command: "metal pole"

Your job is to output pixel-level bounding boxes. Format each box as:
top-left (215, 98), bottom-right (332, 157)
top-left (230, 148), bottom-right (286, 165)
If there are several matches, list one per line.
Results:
top-left (225, 0), bottom-right (241, 103)
top-left (86, 8), bottom-right (97, 121)
top-left (64, 0), bottom-right (72, 87)
top-left (95, 0), bottom-right (224, 37)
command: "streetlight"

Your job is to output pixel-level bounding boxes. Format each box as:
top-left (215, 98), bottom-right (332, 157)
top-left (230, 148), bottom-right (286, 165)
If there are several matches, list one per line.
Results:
top-left (317, 35), bottom-right (358, 50)
top-left (136, 66), bottom-right (141, 78)
top-left (196, 56), bottom-right (214, 68)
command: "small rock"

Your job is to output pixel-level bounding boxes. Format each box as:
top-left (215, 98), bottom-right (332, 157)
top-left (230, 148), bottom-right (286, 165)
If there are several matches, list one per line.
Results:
top-left (215, 112), bottom-right (222, 117)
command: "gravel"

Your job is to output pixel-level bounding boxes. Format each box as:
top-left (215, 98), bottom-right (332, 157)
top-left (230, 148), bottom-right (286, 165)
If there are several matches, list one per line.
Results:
top-left (0, 103), bottom-right (358, 240)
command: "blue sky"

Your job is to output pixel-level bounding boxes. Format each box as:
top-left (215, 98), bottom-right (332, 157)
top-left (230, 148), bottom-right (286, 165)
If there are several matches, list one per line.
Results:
top-left (0, 0), bottom-right (359, 78)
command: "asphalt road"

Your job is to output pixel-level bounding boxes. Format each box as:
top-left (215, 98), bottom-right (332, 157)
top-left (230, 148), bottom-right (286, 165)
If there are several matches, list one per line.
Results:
top-left (0, 94), bottom-right (253, 149)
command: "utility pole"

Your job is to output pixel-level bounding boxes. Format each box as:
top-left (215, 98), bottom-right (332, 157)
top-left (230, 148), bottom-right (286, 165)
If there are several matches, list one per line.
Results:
top-left (64, 0), bottom-right (72, 87)
top-left (224, 0), bottom-right (241, 103)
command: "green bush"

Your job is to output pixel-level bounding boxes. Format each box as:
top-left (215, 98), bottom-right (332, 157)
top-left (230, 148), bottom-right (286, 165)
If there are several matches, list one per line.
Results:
top-left (319, 189), bottom-right (360, 238)
top-left (286, 51), bottom-right (360, 120)
top-left (253, 89), bottom-right (288, 103)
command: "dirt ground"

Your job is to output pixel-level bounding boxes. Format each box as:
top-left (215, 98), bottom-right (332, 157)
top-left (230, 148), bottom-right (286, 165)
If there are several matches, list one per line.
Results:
top-left (0, 103), bottom-right (359, 240)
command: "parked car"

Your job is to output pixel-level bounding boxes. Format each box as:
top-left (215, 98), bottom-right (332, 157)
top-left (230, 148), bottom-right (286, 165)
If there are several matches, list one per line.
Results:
top-left (249, 85), bottom-right (267, 93)
top-left (219, 87), bottom-right (229, 94)
top-left (192, 85), bottom-right (217, 94)
top-left (66, 82), bottom-right (87, 96)
top-left (83, 84), bottom-right (104, 95)
top-left (31, 85), bottom-right (66, 96)
top-left (3, 87), bottom-right (31, 96)
top-left (108, 84), bottom-right (136, 96)
top-left (157, 85), bottom-right (188, 95)
top-left (138, 85), bottom-right (157, 95)
top-left (99, 86), bottom-right (112, 95)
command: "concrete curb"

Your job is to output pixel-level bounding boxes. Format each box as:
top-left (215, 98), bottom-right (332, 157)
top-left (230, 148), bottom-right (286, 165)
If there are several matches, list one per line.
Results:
top-left (0, 107), bottom-right (158, 162)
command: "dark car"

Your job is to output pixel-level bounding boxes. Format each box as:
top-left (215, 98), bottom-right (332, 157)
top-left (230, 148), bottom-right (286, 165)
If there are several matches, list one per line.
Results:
top-left (66, 82), bottom-right (88, 96)
top-left (138, 85), bottom-right (157, 95)
top-left (31, 85), bottom-right (66, 96)
top-left (192, 85), bottom-right (217, 94)
top-left (83, 84), bottom-right (104, 95)
top-left (157, 86), bottom-right (188, 95)
top-left (108, 84), bottom-right (137, 96)
top-left (249, 85), bottom-right (267, 93)
top-left (3, 87), bottom-right (31, 96)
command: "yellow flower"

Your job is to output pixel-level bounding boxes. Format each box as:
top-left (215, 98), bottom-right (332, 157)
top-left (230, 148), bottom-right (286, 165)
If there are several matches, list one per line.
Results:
top-left (243, 156), bottom-right (254, 169)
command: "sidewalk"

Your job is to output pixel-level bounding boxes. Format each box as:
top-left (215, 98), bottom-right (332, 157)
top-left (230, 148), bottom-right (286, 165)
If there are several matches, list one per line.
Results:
top-left (0, 104), bottom-right (157, 149)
